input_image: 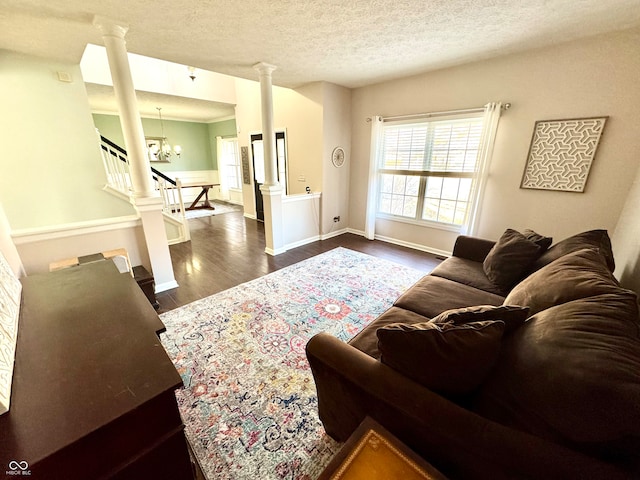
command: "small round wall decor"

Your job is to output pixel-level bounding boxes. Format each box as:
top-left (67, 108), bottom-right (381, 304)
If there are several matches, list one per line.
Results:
top-left (331, 146), bottom-right (345, 167)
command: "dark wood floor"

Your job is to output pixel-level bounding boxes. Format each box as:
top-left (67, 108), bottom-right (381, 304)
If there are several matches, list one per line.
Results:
top-left (156, 208), bottom-right (442, 313)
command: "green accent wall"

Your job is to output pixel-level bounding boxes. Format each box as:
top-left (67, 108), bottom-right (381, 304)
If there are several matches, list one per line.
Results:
top-left (0, 52), bottom-right (136, 230)
top-left (93, 114), bottom-right (220, 172)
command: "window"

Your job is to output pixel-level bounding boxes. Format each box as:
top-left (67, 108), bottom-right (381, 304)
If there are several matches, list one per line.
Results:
top-left (219, 137), bottom-right (241, 189)
top-left (377, 115), bottom-right (484, 228)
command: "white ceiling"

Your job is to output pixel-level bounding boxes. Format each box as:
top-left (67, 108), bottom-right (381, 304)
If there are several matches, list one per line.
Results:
top-left (3, 0), bottom-right (640, 121)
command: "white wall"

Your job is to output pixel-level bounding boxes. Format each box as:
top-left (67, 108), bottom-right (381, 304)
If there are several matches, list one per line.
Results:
top-left (349, 28), bottom-right (640, 255)
top-left (282, 193), bottom-right (321, 248)
top-left (81, 44), bottom-right (237, 106)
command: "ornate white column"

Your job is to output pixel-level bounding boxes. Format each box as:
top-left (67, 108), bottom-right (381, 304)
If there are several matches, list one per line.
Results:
top-left (253, 62), bottom-right (285, 255)
top-left (93, 15), bottom-right (154, 198)
top-left (93, 15), bottom-right (178, 291)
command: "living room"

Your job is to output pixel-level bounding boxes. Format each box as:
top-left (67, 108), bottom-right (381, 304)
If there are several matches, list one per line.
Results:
top-left (1, 1), bottom-right (640, 478)
top-left (0, 5), bottom-right (639, 294)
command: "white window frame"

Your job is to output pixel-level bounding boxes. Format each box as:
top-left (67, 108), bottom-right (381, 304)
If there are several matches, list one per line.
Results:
top-left (378, 113), bottom-right (483, 231)
top-left (368, 104), bottom-right (503, 237)
top-left (219, 137), bottom-right (241, 190)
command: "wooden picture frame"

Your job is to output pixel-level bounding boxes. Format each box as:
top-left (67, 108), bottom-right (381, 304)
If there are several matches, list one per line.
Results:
top-left (241, 146), bottom-right (251, 185)
top-left (520, 116), bottom-right (607, 192)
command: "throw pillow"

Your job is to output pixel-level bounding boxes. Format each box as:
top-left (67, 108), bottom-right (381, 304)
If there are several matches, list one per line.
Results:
top-left (474, 292), bottom-right (640, 455)
top-left (377, 320), bottom-right (505, 395)
top-left (431, 304), bottom-right (530, 334)
top-left (483, 229), bottom-right (542, 291)
top-left (533, 229), bottom-right (615, 272)
top-left (505, 248), bottom-right (621, 316)
top-left (522, 229), bottom-right (553, 251)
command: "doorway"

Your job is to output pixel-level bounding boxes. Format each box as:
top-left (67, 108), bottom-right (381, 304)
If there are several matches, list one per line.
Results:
top-left (250, 131), bottom-right (288, 221)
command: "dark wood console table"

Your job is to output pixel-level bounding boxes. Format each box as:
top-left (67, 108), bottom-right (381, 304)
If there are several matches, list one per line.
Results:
top-left (0, 261), bottom-right (194, 479)
top-left (183, 183), bottom-right (219, 210)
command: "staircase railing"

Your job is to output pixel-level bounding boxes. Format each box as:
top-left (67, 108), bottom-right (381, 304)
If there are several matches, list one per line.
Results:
top-left (98, 134), bottom-right (190, 242)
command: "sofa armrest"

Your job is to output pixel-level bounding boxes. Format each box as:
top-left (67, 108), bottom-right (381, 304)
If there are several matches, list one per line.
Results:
top-left (306, 332), bottom-right (630, 480)
top-left (451, 235), bottom-right (496, 262)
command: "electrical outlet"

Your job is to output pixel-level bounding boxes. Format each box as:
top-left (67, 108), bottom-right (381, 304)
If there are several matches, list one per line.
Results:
top-left (333, 216), bottom-right (340, 222)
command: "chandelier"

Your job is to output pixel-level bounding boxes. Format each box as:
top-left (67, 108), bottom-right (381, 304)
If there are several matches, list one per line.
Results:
top-left (150, 107), bottom-right (181, 161)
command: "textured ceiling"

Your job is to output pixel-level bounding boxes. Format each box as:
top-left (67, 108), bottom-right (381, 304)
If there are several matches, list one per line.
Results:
top-left (3, 0), bottom-right (640, 120)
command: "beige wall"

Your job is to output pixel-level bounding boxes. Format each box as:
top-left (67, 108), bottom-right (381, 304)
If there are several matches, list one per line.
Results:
top-left (234, 78), bottom-right (352, 236)
top-left (349, 28), bottom-right (640, 255)
top-left (322, 83), bottom-right (352, 236)
top-left (234, 78), bottom-right (324, 217)
top-left (285, 83), bottom-right (324, 195)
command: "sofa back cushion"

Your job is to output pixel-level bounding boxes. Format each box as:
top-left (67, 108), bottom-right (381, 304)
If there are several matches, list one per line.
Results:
top-left (505, 248), bottom-right (620, 316)
top-left (377, 320), bottom-right (505, 396)
top-left (394, 275), bottom-right (504, 319)
top-left (483, 229), bottom-right (542, 291)
top-left (533, 229), bottom-right (615, 272)
top-left (430, 257), bottom-right (507, 296)
top-left (474, 292), bottom-right (640, 457)
top-left (522, 229), bottom-right (553, 251)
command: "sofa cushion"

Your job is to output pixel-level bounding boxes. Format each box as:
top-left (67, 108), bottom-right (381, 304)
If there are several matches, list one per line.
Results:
top-left (473, 292), bottom-right (640, 455)
top-left (431, 257), bottom-right (507, 296)
top-left (522, 229), bottom-right (553, 251)
top-left (349, 306), bottom-right (428, 359)
top-left (431, 304), bottom-right (529, 334)
top-left (377, 320), bottom-right (505, 395)
top-left (394, 275), bottom-right (505, 319)
top-left (483, 229), bottom-right (542, 291)
top-left (533, 229), bottom-right (615, 272)
top-left (505, 248), bottom-right (621, 316)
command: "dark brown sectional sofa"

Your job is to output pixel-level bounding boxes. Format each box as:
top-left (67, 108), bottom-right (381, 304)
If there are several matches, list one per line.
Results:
top-left (306, 229), bottom-right (640, 479)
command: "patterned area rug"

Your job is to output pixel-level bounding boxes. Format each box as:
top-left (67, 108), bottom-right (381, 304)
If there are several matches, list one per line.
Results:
top-left (160, 248), bottom-right (425, 479)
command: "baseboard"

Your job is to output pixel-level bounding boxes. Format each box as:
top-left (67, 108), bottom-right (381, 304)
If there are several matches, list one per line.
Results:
top-left (346, 228), bottom-right (452, 258)
top-left (285, 235), bottom-right (321, 250)
top-left (320, 228), bottom-right (348, 240)
top-left (265, 246), bottom-right (287, 256)
top-left (155, 280), bottom-right (179, 293)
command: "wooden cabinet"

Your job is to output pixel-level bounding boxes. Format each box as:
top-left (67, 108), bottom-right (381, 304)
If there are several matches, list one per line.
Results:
top-left (0, 261), bottom-right (194, 479)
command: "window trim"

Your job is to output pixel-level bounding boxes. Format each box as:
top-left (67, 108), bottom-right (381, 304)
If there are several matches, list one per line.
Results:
top-left (366, 103), bottom-right (504, 240)
top-left (219, 136), bottom-right (241, 190)
top-left (376, 114), bottom-right (484, 228)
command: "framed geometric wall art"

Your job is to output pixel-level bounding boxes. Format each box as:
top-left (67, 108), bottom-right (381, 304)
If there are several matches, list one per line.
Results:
top-left (241, 146), bottom-right (251, 185)
top-left (520, 116), bottom-right (608, 192)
